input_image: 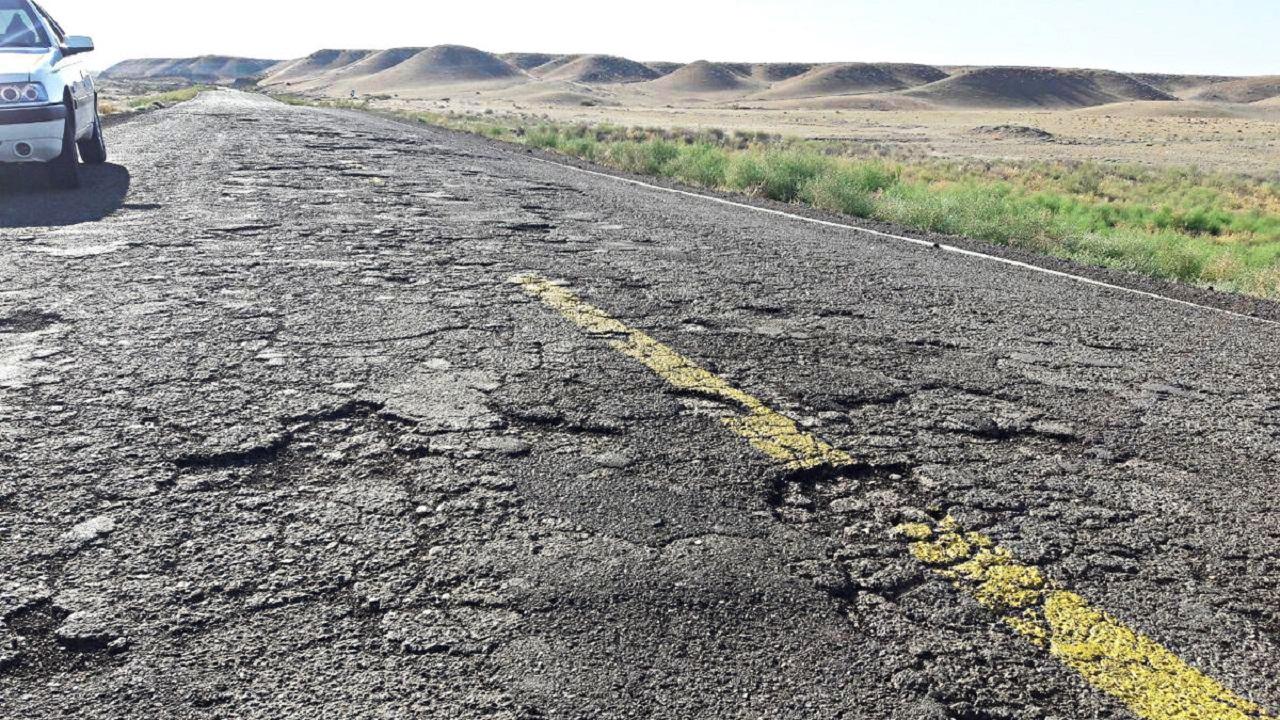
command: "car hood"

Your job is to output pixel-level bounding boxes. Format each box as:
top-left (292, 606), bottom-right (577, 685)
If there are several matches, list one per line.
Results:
top-left (0, 49), bottom-right (53, 81)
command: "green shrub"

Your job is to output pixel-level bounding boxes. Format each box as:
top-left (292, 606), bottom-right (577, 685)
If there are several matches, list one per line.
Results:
top-left (876, 182), bottom-right (1052, 246)
top-left (604, 140), bottom-right (680, 175)
top-left (800, 161), bottom-right (901, 217)
top-left (756, 150), bottom-right (831, 202)
top-left (669, 144), bottom-right (730, 187)
top-left (1152, 240), bottom-right (1211, 281)
top-left (558, 137), bottom-right (599, 160)
top-left (801, 171), bottom-right (874, 217)
top-left (525, 126), bottom-right (563, 150)
top-left (725, 152), bottom-right (768, 193)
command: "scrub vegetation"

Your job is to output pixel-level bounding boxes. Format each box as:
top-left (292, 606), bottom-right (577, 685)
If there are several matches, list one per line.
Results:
top-left (125, 86), bottom-right (208, 110)
top-left (278, 96), bottom-right (1280, 298)
top-left (100, 85), bottom-right (210, 116)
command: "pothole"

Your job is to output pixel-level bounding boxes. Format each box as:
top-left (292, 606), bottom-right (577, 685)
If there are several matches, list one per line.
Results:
top-left (0, 309), bottom-right (61, 334)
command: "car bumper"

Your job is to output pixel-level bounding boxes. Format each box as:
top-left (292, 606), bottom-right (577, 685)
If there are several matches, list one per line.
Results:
top-left (0, 104), bottom-right (66, 163)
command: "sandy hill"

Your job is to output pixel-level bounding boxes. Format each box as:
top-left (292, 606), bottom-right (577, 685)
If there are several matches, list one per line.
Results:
top-left (319, 47), bottom-right (429, 85)
top-left (263, 50), bottom-right (374, 86)
top-left (644, 62), bottom-right (684, 77)
top-left (646, 60), bottom-right (759, 94)
top-left (904, 67), bottom-right (1175, 109)
top-left (885, 63), bottom-right (955, 86)
top-left (501, 53), bottom-right (562, 70)
top-left (263, 48), bottom-right (436, 93)
top-left (760, 63), bottom-right (947, 100)
top-left (1192, 76), bottom-right (1280, 104)
top-left (526, 55), bottom-right (579, 76)
top-left (721, 63), bottom-right (755, 77)
top-left (397, 45), bottom-right (524, 81)
top-left (348, 48), bottom-right (428, 74)
top-left (102, 56), bottom-right (281, 84)
top-left (232, 44), bottom-right (1274, 112)
top-left (749, 63), bottom-right (815, 83)
top-left (1073, 100), bottom-right (1257, 119)
top-left (484, 80), bottom-right (616, 107)
top-left (536, 54), bottom-right (659, 84)
top-left (762, 94), bottom-right (936, 111)
top-left (1130, 73), bottom-right (1239, 98)
top-left (332, 45), bottom-right (524, 95)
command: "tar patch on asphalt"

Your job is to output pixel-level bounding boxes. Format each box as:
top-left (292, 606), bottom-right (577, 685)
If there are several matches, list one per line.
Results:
top-left (513, 273), bottom-right (1276, 720)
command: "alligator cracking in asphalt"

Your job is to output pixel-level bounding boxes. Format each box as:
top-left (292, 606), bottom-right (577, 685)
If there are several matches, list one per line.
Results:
top-left (512, 273), bottom-right (1276, 720)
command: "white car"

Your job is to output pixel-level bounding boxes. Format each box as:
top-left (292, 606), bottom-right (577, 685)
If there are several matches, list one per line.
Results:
top-left (0, 0), bottom-right (104, 189)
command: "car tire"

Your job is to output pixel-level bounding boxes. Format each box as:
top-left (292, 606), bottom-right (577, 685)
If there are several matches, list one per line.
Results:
top-left (77, 97), bottom-right (107, 165)
top-left (48, 95), bottom-right (80, 190)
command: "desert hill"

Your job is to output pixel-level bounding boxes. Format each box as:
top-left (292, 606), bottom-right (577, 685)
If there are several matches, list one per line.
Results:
top-left (647, 60), bottom-right (760, 94)
top-left (340, 45), bottom-right (523, 93)
top-left (1192, 76), bottom-right (1280, 104)
top-left (336, 48), bottom-right (428, 77)
top-left (644, 62), bottom-right (684, 77)
top-left (904, 67), bottom-right (1175, 109)
top-left (748, 64), bottom-right (815, 83)
top-left (265, 50), bottom-right (374, 86)
top-left (483, 79), bottom-right (616, 107)
top-left (260, 45), bottom-right (525, 95)
top-left (760, 63), bottom-right (947, 100)
top-left (293, 47), bottom-right (430, 92)
top-left (1072, 100), bottom-right (1261, 119)
top-left (525, 55), bottom-right (578, 76)
top-left (501, 53), bottom-right (562, 71)
top-left (101, 56), bottom-right (282, 84)
top-left (1130, 73), bottom-right (1238, 98)
top-left (534, 54), bottom-right (659, 84)
top-left (720, 63), bottom-right (756, 77)
top-left (107, 46), bottom-right (1268, 113)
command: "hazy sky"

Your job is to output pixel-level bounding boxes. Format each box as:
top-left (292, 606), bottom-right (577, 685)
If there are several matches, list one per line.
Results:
top-left (41, 0), bottom-right (1278, 76)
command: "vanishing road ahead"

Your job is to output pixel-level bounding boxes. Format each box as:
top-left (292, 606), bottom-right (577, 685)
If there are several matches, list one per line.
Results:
top-left (2, 91), bottom-right (1278, 719)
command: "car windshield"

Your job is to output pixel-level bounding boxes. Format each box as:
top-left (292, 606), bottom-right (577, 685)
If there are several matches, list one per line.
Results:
top-left (0, 0), bottom-right (50, 49)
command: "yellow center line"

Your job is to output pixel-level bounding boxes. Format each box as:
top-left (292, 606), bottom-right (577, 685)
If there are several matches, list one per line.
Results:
top-left (513, 273), bottom-right (1275, 720)
top-left (517, 274), bottom-right (853, 472)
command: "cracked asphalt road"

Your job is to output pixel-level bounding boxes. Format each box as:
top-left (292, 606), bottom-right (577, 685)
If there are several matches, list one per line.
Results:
top-left (1, 90), bottom-right (1277, 719)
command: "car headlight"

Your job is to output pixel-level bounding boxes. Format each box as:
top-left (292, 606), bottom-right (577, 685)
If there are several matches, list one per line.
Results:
top-left (0, 83), bottom-right (49, 104)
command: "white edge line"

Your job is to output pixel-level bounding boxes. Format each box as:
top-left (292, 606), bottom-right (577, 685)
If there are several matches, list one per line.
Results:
top-left (526, 155), bottom-right (1280, 330)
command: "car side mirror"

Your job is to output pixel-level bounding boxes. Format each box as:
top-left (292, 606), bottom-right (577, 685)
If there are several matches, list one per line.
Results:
top-left (62, 36), bottom-right (94, 56)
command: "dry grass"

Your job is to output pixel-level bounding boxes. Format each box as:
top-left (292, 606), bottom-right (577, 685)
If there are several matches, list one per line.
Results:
top-left (272, 94), bottom-right (1280, 300)
top-left (125, 86), bottom-right (207, 110)
top-left (97, 83), bottom-right (210, 117)
top-left (363, 97), bottom-right (1280, 177)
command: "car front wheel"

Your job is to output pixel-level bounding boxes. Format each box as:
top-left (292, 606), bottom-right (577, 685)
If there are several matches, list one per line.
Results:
top-left (47, 95), bottom-right (80, 190)
top-left (78, 97), bottom-right (107, 165)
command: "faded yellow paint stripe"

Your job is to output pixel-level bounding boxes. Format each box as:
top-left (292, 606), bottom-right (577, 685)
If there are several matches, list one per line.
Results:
top-left (898, 519), bottom-right (1271, 720)
top-left (514, 274), bottom-right (1275, 720)
top-left (515, 275), bottom-right (853, 471)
